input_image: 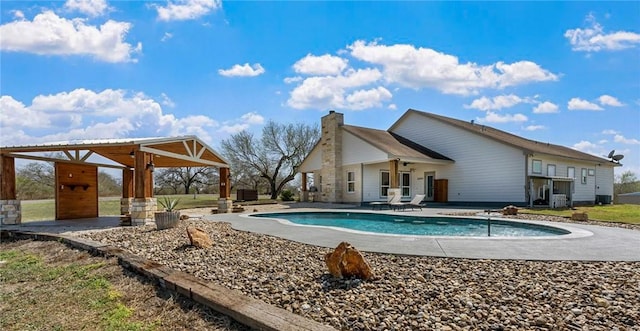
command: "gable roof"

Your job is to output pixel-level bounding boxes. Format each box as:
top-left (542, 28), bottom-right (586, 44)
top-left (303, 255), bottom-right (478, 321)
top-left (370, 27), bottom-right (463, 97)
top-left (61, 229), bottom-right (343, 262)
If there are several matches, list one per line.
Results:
top-left (342, 125), bottom-right (453, 161)
top-left (0, 136), bottom-right (229, 168)
top-left (392, 109), bottom-right (612, 164)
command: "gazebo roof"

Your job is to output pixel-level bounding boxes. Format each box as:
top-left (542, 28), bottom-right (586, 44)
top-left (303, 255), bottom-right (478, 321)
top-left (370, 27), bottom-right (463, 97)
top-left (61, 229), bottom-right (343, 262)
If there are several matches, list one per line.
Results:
top-left (0, 136), bottom-right (229, 168)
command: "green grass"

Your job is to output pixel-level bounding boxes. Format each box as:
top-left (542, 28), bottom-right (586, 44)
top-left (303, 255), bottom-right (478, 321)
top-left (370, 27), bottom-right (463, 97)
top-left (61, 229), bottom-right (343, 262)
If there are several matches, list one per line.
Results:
top-left (20, 194), bottom-right (277, 221)
top-left (521, 204), bottom-right (640, 224)
top-left (0, 250), bottom-right (156, 331)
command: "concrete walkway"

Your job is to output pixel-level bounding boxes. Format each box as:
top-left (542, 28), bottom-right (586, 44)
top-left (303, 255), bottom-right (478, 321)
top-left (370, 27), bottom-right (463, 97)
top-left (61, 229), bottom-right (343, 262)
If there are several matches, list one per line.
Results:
top-left (4, 204), bottom-right (639, 261)
top-left (205, 205), bottom-right (640, 262)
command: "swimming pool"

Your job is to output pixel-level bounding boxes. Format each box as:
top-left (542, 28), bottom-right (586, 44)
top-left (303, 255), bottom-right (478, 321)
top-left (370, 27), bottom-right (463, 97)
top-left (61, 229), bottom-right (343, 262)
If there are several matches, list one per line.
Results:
top-left (251, 212), bottom-right (570, 237)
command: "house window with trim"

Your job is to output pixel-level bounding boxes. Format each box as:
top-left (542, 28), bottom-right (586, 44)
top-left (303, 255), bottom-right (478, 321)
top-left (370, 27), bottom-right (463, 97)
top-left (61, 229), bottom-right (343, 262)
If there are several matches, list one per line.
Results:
top-left (532, 159), bottom-right (542, 174)
top-left (380, 171), bottom-right (389, 197)
top-left (401, 172), bottom-right (411, 197)
top-left (581, 168), bottom-right (587, 184)
top-left (547, 164), bottom-right (556, 177)
top-left (346, 171), bottom-right (355, 193)
top-left (567, 167), bottom-right (575, 179)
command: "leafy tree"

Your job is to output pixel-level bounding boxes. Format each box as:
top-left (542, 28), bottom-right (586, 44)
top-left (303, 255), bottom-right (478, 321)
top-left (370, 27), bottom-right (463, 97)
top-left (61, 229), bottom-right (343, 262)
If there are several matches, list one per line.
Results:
top-left (615, 170), bottom-right (640, 196)
top-left (154, 167), bottom-right (217, 195)
top-left (16, 162), bottom-right (55, 199)
top-left (98, 171), bottom-right (121, 197)
top-left (221, 120), bottom-right (320, 199)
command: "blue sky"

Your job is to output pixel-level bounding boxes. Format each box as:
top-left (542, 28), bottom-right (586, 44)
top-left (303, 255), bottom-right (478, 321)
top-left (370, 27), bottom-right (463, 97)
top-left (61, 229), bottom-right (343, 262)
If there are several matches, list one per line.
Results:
top-left (1, 0), bottom-right (639, 176)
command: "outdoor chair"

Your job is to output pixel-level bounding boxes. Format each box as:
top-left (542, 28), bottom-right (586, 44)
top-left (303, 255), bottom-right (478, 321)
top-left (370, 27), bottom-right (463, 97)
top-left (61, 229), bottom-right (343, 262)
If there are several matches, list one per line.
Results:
top-left (391, 194), bottom-right (426, 211)
top-left (369, 193), bottom-right (401, 210)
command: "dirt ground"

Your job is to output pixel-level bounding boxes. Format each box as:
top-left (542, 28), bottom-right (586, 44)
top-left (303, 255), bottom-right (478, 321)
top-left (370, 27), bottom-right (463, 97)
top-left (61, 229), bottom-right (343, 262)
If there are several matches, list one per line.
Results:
top-left (0, 238), bottom-right (250, 331)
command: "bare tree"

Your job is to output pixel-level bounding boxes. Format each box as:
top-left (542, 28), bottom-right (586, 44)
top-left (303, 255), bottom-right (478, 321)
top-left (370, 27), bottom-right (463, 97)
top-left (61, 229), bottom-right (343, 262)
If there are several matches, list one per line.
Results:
top-left (221, 121), bottom-right (319, 199)
top-left (154, 167), bottom-right (216, 194)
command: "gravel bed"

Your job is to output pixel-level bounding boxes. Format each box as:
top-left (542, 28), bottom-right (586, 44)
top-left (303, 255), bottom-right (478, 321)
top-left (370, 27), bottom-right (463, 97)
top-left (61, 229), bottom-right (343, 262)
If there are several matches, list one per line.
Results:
top-left (79, 218), bottom-right (640, 331)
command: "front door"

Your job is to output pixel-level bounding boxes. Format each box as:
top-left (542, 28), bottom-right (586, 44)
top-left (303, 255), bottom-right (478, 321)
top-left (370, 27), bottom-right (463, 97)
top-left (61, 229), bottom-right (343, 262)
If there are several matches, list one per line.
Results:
top-left (424, 172), bottom-right (435, 202)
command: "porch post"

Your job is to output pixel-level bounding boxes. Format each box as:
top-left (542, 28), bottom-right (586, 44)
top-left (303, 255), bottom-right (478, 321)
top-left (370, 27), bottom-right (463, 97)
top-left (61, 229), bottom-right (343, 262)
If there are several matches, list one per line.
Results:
top-left (131, 151), bottom-right (156, 225)
top-left (0, 155), bottom-right (21, 225)
top-left (301, 172), bottom-right (308, 202)
top-left (218, 167), bottom-right (232, 213)
top-left (121, 168), bottom-right (134, 215)
top-left (389, 159), bottom-right (399, 188)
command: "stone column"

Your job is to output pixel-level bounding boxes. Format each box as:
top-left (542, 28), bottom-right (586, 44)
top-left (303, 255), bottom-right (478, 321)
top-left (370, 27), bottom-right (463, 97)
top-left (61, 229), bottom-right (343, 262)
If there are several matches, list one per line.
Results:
top-left (131, 151), bottom-right (155, 225)
top-left (218, 167), bottom-right (232, 213)
top-left (320, 110), bottom-right (344, 203)
top-left (130, 198), bottom-right (157, 226)
top-left (0, 155), bottom-right (20, 225)
top-left (300, 172), bottom-right (308, 202)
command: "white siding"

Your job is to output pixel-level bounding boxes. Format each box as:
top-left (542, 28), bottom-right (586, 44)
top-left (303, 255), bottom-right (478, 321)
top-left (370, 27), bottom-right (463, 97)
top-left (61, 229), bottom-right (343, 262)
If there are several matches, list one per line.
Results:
top-left (595, 164), bottom-right (615, 198)
top-left (298, 145), bottom-right (322, 172)
top-left (342, 131), bottom-right (388, 164)
top-left (362, 163), bottom-right (386, 202)
top-left (342, 165), bottom-right (362, 203)
top-left (392, 113), bottom-right (526, 203)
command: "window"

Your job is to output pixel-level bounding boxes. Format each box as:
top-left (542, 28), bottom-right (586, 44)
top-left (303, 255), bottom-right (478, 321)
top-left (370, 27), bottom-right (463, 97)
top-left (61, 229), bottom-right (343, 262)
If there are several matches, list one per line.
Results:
top-left (400, 172), bottom-right (411, 197)
top-left (346, 171), bottom-right (355, 193)
top-left (380, 171), bottom-right (389, 197)
top-left (588, 169), bottom-right (595, 176)
top-left (547, 164), bottom-right (556, 177)
top-left (532, 159), bottom-right (542, 174)
top-left (567, 167), bottom-right (575, 179)
top-left (581, 168), bottom-right (587, 184)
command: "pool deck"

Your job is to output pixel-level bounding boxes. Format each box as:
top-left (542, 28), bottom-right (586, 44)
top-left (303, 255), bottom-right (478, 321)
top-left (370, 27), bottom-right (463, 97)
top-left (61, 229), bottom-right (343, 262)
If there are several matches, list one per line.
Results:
top-left (3, 204), bottom-right (639, 261)
top-left (206, 204), bottom-right (640, 262)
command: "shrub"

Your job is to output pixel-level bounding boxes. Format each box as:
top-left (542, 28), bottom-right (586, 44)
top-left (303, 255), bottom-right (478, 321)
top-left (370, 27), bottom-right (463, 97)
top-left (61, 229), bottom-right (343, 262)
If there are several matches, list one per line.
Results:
top-left (280, 189), bottom-right (295, 201)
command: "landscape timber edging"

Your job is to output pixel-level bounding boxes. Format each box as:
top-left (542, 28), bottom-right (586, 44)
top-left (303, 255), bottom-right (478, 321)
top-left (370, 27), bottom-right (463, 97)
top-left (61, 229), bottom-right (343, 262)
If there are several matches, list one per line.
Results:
top-left (1, 230), bottom-right (337, 331)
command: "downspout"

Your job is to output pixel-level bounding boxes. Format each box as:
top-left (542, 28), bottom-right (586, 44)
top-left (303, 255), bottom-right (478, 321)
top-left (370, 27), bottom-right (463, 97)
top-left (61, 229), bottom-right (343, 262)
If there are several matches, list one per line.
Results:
top-left (360, 163), bottom-right (364, 204)
top-left (524, 152), bottom-right (531, 207)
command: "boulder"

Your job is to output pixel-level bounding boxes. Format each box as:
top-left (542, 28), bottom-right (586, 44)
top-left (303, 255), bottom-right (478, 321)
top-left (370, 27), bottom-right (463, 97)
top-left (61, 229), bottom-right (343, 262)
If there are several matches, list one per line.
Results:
top-left (502, 205), bottom-right (518, 215)
top-left (571, 212), bottom-right (588, 221)
top-left (187, 226), bottom-right (213, 248)
top-left (180, 214), bottom-right (190, 221)
top-left (324, 242), bottom-right (374, 280)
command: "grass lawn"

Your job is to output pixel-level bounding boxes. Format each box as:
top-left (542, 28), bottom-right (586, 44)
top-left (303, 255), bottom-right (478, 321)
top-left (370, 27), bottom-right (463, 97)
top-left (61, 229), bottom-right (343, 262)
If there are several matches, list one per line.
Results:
top-left (20, 194), bottom-right (277, 222)
top-left (520, 204), bottom-right (640, 224)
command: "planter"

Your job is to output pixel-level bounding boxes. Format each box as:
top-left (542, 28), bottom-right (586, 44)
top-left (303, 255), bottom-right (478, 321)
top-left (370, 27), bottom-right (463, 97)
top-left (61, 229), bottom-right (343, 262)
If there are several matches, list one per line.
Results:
top-left (154, 211), bottom-right (180, 230)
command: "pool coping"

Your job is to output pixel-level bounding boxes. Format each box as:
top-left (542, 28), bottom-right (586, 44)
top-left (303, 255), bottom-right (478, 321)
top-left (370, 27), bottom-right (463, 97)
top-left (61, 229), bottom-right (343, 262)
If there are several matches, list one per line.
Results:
top-left (206, 208), bottom-right (640, 261)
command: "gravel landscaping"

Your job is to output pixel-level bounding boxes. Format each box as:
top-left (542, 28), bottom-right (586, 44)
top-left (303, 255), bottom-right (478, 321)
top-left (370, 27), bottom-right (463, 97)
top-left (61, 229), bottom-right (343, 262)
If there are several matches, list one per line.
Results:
top-left (79, 212), bottom-right (640, 331)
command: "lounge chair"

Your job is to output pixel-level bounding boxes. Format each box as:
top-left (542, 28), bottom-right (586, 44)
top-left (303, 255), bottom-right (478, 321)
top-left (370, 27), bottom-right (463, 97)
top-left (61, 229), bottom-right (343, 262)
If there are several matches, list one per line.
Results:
top-left (369, 193), bottom-right (401, 210)
top-left (391, 194), bottom-right (426, 211)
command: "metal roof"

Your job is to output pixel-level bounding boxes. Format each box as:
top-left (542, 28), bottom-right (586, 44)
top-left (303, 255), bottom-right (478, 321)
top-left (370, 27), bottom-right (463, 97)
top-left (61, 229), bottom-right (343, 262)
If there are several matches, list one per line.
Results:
top-left (0, 136), bottom-right (229, 168)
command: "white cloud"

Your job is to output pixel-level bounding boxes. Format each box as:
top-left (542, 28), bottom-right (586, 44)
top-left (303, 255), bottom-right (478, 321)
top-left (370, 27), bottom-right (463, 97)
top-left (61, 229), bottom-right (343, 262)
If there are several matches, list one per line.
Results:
top-left (0, 11), bottom-right (141, 63)
top-left (0, 88), bottom-right (227, 145)
top-left (524, 125), bottom-right (545, 131)
top-left (565, 15), bottom-right (640, 52)
top-left (388, 104), bottom-right (397, 110)
top-left (347, 40), bottom-right (557, 95)
top-left (464, 94), bottom-right (532, 111)
top-left (155, 0), bottom-right (221, 22)
top-left (218, 63), bottom-right (265, 77)
top-left (602, 129), bottom-right (618, 135)
top-left (284, 76), bottom-right (303, 84)
top-left (476, 111), bottom-right (528, 123)
top-left (614, 134), bottom-right (640, 145)
top-left (11, 10), bottom-right (25, 19)
top-left (287, 68), bottom-right (383, 110)
top-left (161, 32), bottom-right (173, 42)
top-left (344, 87), bottom-right (392, 111)
top-left (64, 0), bottom-right (109, 17)
top-left (219, 112), bottom-right (265, 134)
top-left (533, 101), bottom-right (559, 114)
top-left (568, 97), bottom-right (603, 111)
top-left (598, 94), bottom-right (624, 107)
top-left (160, 93), bottom-right (175, 108)
top-left (573, 140), bottom-right (602, 155)
top-left (292, 54), bottom-right (348, 75)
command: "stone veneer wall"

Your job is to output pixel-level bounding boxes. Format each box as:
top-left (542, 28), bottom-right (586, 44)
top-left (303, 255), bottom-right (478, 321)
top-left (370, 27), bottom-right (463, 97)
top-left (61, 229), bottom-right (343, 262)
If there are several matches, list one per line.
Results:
top-left (131, 198), bottom-right (157, 226)
top-left (120, 198), bottom-right (133, 215)
top-left (320, 111), bottom-right (344, 203)
top-left (0, 199), bottom-right (21, 225)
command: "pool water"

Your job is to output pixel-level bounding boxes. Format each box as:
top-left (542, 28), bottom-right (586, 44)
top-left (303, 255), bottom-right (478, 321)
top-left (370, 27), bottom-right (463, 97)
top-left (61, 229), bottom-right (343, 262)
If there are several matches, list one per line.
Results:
top-left (251, 212), bottom-right (569, 237)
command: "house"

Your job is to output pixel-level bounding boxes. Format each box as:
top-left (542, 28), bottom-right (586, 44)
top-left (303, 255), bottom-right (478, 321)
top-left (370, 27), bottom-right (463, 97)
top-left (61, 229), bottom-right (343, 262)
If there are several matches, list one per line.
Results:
top-left (298, 109), bottom-right (620, 207)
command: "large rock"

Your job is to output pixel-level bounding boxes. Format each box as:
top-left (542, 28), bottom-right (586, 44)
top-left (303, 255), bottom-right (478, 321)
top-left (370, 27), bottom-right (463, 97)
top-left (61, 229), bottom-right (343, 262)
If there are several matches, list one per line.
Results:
top-left (187, 226), bottom-right (213, 248)
top-left (324, 242), bottom-right (374, 280)
top-left (571, 212), bottom-right (588, 221)
top-left (502, 205), bottom-right (518, 215)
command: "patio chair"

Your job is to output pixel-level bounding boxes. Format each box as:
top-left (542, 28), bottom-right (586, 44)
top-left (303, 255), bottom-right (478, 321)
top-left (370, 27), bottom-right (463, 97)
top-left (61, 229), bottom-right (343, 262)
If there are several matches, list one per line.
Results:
top-left (369, 192), bottom-right (401, 210)
top-left (391, 194), bottom-right (426, 211)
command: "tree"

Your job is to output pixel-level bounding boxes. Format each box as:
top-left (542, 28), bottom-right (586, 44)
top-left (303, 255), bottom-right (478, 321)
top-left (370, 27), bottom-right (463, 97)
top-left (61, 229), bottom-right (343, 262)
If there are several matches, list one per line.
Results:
top-left (154, 167), bottom-right (217, 195)
top-left (98, 171), bottom-right (121, 197)
top-left (615, 170), bottom-right (640, 196)
top-left (221, 120), bottom-right (320, 199)
top-left (16, 162), bottom-right (55, 199)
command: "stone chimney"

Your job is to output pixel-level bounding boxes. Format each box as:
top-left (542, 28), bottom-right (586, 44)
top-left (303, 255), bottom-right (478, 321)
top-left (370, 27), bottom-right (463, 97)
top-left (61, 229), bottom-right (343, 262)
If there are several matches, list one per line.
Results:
top-left (320, 110), bottom-right (344, 203)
